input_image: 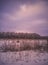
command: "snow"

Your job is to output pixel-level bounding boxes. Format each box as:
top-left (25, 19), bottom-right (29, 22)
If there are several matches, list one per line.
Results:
top-left (0, 39), bottom-right (48, 65)
top-left (0, 50), bottom-right (48, 65)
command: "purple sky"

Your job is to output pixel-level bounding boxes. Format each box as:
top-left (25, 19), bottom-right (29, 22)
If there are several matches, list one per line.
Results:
top-left (0, 0), bottom-right (48, 36)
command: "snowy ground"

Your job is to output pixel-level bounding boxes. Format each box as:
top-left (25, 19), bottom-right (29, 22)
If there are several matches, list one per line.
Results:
top-left (0, 50), bottom-right (48, 65)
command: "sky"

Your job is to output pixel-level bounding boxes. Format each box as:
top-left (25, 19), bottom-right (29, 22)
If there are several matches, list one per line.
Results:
top-left (0, 0), bottom-right (48, 36)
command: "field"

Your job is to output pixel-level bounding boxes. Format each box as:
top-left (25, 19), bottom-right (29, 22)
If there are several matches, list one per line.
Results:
top-left (0, 39), bottom-right (48, 65)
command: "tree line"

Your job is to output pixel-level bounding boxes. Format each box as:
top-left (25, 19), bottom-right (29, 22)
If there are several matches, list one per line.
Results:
top-left (0, 32), bottom-right (48, 39)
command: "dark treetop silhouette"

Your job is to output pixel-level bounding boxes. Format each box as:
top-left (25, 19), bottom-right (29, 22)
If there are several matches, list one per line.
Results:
top-left (0, 32), bottom-right (48, 39)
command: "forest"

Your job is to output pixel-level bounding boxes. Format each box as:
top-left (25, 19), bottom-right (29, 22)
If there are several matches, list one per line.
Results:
top-left (0, 32), bottom-right (48, 39)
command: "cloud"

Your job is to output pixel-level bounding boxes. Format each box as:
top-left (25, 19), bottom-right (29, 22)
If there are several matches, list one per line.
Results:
top-left (2, 1), bottom-right (46, 21)
top-left (0, 0), bottom-right (48, 35)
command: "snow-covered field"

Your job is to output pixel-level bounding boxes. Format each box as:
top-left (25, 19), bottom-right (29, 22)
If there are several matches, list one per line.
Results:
top-left (0, 50), bottom-right (48, 65)
top-left (0, 39), bottom-right (48, 65)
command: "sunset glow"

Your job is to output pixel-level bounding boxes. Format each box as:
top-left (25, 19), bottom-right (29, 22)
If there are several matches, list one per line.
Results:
top-left (0, 0), bottom-right (48, 35)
